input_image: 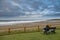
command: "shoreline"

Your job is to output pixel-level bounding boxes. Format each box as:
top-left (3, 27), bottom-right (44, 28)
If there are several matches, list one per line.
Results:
top-left (0, 19), bottom-right (60, 27)
top-left (0, 19), bottom-right (48, 26)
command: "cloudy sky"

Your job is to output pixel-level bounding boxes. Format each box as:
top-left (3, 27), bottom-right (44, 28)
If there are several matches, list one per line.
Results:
top-left (0, 0), bottom-right (60, 20)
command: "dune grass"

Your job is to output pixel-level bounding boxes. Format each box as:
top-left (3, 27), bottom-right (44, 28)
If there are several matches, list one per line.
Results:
top-left (0, 30), bottom-right (60, 40)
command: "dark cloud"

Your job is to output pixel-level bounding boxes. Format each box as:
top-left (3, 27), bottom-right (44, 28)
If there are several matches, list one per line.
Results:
top-left (0, 0), bottom-right (60, 20)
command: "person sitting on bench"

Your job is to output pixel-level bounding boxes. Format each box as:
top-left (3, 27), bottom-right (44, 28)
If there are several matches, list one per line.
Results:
top-left (43, 25), bottom-right (50, 34)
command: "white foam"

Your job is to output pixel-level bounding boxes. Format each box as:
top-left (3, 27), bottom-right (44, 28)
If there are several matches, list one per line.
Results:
top-left (0, 19), bottom-right (48, 26)
top-left (0, 21), bottom-right (33, 26)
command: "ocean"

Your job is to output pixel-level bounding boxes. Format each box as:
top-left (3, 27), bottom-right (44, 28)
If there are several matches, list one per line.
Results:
top-left (0, 17), bottom-right (60, 26)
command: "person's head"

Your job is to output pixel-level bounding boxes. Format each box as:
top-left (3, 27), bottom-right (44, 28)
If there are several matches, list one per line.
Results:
top-left (46, 25), bottom-right (49, 28)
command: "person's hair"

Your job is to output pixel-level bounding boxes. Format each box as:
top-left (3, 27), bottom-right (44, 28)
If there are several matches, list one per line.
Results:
top-left (46, 25), bottom-right (49, 28)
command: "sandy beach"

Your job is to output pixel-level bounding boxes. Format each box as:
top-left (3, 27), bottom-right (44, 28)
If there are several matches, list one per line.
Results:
top-left (0, 19), bottom-right (60, 32)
